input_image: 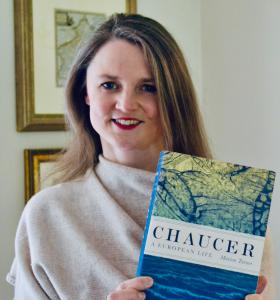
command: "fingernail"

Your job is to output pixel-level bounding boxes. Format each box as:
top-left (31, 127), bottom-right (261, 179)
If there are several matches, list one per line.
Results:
top-left (144, 277), bottom-right (153, 287)
top-left (139, 292), bottom-right (146, 299)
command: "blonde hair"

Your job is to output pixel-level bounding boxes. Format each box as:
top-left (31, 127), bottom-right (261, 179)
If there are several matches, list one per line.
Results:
top-left (55, 13), bottom-right (212, 182)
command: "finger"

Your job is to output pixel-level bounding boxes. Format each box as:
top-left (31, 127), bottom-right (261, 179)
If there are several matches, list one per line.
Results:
top-left (256, 275), bottom-right (268, 294)
top-left (116, 276), bottom-right (153, 291)
top-left (107, 288), bottom-right (146, 300)
top-left (245, 295), bottom-right (262, 300)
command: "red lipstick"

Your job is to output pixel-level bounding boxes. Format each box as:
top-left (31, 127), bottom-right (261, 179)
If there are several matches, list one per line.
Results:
top-left (112, 117), bottom-right (142, 130)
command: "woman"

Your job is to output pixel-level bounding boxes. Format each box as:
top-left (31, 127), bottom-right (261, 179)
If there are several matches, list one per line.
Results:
top-left (7, 13), bottom-right (274, 300)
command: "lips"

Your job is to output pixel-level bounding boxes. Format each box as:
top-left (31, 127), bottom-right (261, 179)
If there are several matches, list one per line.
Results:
top-left (112, 117), bottom-right (143, 130)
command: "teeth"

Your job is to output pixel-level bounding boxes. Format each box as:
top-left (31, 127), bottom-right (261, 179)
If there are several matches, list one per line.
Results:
top-left (115, 119), bottom-right (140, 125)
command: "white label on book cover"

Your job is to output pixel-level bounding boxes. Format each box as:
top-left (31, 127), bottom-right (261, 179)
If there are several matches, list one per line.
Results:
top-left (144, 216), bottom-right (264, 275)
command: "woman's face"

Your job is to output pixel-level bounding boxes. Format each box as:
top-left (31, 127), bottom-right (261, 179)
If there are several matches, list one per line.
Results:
top-left (85, 39), bottom-right (164, 161)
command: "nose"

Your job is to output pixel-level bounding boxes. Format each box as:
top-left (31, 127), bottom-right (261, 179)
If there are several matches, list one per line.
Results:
top-left (115, 89), bottom-right (139, 112)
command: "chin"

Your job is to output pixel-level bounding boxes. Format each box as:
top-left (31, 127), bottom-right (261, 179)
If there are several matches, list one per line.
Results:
top-left (117, 143), bottom-right (141, 151)
top-left (114, 140), bottom-right (147, 152)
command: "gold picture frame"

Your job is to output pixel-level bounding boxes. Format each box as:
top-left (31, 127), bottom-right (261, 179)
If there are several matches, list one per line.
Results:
top-left (14, 0), bottom-right (137, 131)
top-left (24, 148), bottom-right (62, 202)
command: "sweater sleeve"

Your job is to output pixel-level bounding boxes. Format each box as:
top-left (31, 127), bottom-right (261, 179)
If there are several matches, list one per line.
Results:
top-left (6, 203), bottom-right (60, 300)
top-left (259, 229), bottom-right (276, 300)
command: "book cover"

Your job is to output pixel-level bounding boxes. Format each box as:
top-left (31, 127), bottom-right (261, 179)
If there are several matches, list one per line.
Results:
top-left (136, 151), bottom-right (276, 300)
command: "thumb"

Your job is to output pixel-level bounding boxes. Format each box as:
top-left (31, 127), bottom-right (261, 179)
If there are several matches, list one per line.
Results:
top-left (256, 275), bottom-right (268, 294)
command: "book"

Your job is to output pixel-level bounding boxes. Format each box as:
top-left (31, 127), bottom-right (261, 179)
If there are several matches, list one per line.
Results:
top-left (136, 151), bottom-right (276, 300)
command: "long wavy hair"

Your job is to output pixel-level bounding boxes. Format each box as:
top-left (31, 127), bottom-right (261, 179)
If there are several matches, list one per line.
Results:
top-left (54, 13), bottom-right (212, 182)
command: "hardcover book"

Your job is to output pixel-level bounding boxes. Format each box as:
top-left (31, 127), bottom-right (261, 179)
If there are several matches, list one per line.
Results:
top-left (137, 151), bottom-right (276, 300)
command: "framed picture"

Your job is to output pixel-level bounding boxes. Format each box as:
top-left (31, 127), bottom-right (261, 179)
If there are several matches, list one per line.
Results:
top-left (14, 0), bottom-right (137, 131)
top-left (24, 148), bottom-right (62, 202)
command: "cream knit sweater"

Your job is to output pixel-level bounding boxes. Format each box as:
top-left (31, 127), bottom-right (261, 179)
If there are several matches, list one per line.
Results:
top-left (7, 156), bottom-right (275, 299)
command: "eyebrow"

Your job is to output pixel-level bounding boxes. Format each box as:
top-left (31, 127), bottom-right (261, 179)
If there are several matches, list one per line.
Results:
top-left (98, 74), bottom-right (155, 82)
top-left (98, 74), bottom-right (118, 80)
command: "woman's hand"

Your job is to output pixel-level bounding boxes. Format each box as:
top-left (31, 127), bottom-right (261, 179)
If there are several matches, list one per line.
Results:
top-left (108, 275), bottom-right (267, 300)
top-left (107, 276), bottom-right (154, 300)
top-left (245, 276), bottom-right (268, 300)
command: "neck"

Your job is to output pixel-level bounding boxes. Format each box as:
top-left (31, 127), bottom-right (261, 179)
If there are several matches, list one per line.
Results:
top-left (102, 148), bottom-right (162, 172)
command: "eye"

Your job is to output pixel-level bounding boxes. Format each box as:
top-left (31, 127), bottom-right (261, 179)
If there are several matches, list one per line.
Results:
top-left (101, 82), bottom-right (118, 90)
top-left (142, 84), bottom-right (157, 94)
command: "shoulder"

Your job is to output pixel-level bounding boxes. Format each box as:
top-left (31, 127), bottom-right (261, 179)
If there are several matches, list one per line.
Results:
top-left (14, 169), bottom-right (100, 242)
top-left (22, 170), bottom-right (98, 225)
top-left (27, 178), bottom-right (83, 207)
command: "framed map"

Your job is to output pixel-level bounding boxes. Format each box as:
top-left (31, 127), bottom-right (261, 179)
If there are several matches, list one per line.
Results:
top-left (24, 148), bottom-right (62, 202)
top-left (55, 10), bottom-right (106, 87)
top-left (14, 0), bottom-right (137, 131)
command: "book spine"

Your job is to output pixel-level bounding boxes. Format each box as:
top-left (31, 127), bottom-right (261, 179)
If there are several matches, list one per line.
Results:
top-left (136, 151), bottom-right (165, 276)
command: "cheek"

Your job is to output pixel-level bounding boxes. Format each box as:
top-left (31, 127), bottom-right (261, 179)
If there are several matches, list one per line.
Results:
top-left (145, 100), bottom-right (161, 120)
top-left (88, 102), bottom-right (107, 134)
top-left (89, 98), bottom-right (113, 118)
top-left (144, 101), bottom-right (163, 135)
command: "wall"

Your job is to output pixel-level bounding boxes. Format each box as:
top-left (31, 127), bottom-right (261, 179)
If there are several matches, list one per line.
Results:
top-left (201, 0), bottom-right (280, 297)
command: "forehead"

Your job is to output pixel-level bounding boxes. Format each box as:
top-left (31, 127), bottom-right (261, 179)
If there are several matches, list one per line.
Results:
top-left (87, 39), bottom-right (153, 78)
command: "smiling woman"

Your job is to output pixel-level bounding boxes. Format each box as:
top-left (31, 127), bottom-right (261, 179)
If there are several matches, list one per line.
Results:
top-left (7, 13), bottom-right (273, 300)
top-left (54, 13), bottom-right (212, 184)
